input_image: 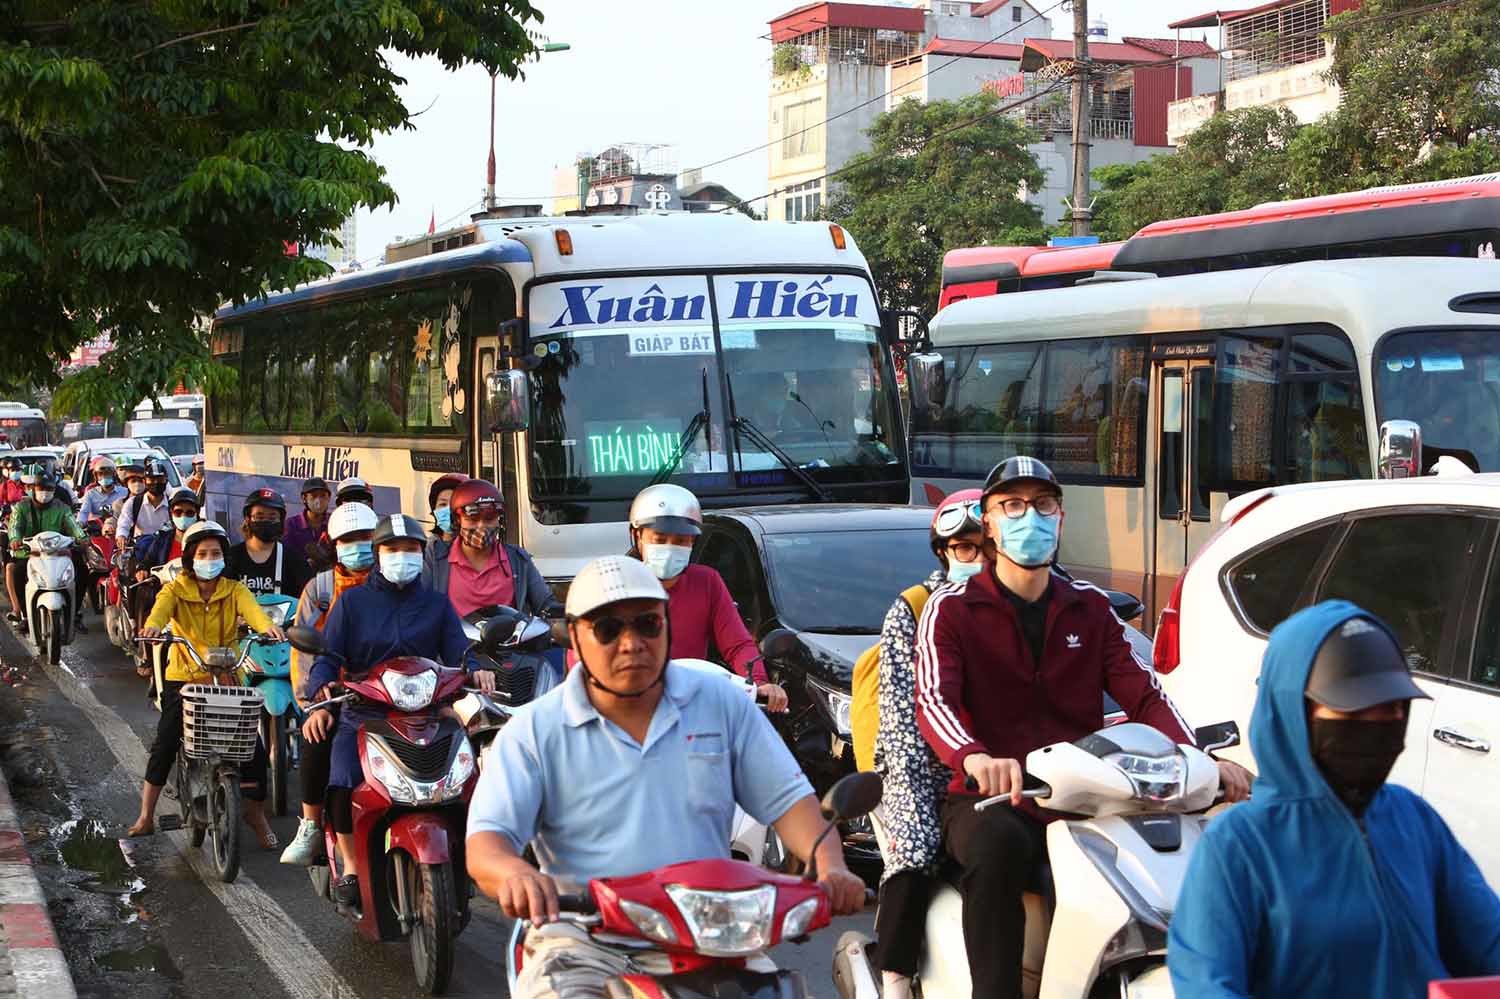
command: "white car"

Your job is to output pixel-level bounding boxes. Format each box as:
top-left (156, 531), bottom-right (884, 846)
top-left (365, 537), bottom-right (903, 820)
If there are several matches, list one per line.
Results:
top-left (1157, 474), bottom-right (1500, 887)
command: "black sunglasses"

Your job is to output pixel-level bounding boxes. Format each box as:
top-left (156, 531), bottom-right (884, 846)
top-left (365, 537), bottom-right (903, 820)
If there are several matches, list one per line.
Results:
top-left (587, 612), bottom-right (665, 645)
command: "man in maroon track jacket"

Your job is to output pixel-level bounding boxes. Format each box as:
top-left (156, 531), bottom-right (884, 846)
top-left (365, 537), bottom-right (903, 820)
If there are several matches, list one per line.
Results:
top-left (914, 455), bottom-right (1252, 999)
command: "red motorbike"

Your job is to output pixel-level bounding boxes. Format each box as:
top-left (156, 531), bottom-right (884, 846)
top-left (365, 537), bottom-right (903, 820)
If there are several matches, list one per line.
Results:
top-left (505, 771), bottom-right (882, 998)
top-left (83, 521), bottom-right (114, 615)
top-left (287, 626), bottom-right (479, 996)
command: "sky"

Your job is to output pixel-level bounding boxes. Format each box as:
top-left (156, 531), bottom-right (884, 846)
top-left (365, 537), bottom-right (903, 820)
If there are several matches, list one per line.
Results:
top-left (354, 0), bottom-right (1225, 262)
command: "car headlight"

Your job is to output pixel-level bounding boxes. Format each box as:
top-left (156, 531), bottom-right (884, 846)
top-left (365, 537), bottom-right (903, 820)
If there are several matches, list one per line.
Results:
top-left (381, 670), bottom-right (437, 711)
top-left (620, 900), bottom-right (679, 945)
top-left (806, 677), bottom-right (853, 738)
top-left (781, 896), bottom-right (821, 940)
top-left (664, 884), bottom-right (776, 957)
top-left (1107, 751), bottom-right (1185, 802)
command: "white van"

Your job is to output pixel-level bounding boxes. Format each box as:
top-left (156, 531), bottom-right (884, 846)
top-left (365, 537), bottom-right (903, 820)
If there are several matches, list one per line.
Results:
top-left (124, 418), bottom-right (201, 474)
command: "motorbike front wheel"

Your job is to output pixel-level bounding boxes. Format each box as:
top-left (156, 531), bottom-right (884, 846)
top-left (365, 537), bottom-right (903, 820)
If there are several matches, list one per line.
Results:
top-left (267, 712), bottom-right (289, 817)
top-left (208, 770), bottom-right (242, 883)
top-left (89, 579), bottom-right (104, 615)
top-left (409, 859), bottom-right (457, 995)
top-left (40, 607), bottom-right (61, 665)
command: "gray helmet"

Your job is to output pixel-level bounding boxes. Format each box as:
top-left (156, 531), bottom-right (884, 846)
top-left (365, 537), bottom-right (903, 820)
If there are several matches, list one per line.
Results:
top-left (628, 484), bottom-right (703, 538)
top-left (1305, 613), bottom-right (1429, 712)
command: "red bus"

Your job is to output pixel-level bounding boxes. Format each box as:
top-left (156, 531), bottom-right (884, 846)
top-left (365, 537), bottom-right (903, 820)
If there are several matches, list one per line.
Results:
top-left (938, 174), bottom-right (1500, 309)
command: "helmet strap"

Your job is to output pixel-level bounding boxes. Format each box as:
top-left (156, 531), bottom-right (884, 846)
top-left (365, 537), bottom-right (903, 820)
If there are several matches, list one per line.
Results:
top-left (570, 618), bottom-right (671, 700)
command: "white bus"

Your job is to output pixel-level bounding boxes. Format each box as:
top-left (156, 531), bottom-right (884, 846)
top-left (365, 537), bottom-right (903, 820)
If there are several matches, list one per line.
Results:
top-left (908, 256), bottom-right (1500, 627)
top-left (0, 403), bottom-right (50, 449)
top-left (134, 393), bottom-right (205, 432)
top-left (206, 213), bottom-right (909, 576)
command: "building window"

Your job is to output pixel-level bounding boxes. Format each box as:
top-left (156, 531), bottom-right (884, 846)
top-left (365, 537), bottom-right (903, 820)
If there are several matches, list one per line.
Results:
top-left (1013, 5), bottom-right (1023, 22)
top-left (940, 2), bottom-right (963, 15)
top-left (783, 181), bottom-right (823, 221)
top-left (781, 98), bottom-right (824, 159)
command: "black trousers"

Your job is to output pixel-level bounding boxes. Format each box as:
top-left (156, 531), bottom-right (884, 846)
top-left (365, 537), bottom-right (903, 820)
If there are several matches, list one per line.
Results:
top-left (299, 705), bottom-right (340, 808)
top-left (146, 681), bottom-right (268, 801)
top-left (873, 869), bottom-right (934, 976)
top-left (940, 794), bottom-right (1047, 999)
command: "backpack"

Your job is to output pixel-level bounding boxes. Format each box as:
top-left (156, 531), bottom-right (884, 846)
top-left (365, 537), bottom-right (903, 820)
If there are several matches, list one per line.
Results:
top-left (851, 583), bottom-right (932, 773)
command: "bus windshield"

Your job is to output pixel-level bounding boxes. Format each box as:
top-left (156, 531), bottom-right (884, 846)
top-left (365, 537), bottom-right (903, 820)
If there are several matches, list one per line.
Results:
top-left (526, 272), bottom-right (900, 502)
top-left (1376, 328), bottom-right (1500, 472)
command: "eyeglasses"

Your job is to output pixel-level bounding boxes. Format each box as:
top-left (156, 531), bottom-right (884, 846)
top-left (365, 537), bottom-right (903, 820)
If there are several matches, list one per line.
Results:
top-left (587, 612), bottom-right (666, 645)
top-left (934, 500), bottom-right (982, 538)
top-left (946, 540), bottom-right (983, 563)
top-left (989, 494), bottom-right (1061, 520)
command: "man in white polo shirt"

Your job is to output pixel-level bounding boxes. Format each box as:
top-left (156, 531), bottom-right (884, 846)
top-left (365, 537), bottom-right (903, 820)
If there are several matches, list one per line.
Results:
top-left (467, 555), bottom-right (865, 998)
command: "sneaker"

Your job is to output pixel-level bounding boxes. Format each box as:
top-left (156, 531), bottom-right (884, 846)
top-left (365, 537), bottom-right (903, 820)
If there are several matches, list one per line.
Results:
top-left (279, 819), bottom-right (322, 866)
top-left (334, 874), bottom-right (360, 908)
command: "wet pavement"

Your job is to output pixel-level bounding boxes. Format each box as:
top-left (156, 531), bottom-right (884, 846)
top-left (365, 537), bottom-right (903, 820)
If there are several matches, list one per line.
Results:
top-left (0, 618), bottom-right (872, 998)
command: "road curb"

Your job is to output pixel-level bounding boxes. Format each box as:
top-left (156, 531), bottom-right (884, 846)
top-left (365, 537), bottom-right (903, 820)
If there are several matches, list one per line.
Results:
top-left (0, 776), bottom-right (77, 999)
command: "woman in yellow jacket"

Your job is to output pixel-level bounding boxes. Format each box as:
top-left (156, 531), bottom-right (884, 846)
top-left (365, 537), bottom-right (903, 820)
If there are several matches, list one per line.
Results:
top-left (127, 522), bottom-right (287, 846)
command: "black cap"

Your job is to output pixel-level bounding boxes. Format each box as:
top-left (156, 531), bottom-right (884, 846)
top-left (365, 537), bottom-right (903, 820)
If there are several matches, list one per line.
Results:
top-left (1305, 614), bottom-right (1429, 712)
top-left (242, 487), bottom-right (287, 517)
top-left (981, 456), bottom-right (1061, 503)
top-left (301, 476), bottom-right (329, 496)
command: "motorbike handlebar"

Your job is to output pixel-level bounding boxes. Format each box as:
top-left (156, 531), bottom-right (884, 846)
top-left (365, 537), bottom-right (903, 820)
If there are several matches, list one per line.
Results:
top-left (555, 892), bottom-right (597, 916)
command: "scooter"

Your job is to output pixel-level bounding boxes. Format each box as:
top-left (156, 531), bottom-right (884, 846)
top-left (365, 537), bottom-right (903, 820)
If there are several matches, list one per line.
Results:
top-left (145, 560), bottom-right (183, 709)
top-left (84, 522), bottom-right (113, 615)
top-left (453, 606), bottom-right (562, 768)
top-left (138, 633), bottom-right (273, 883)
top-left (21, 532), bottom-right (77, 665)
top-left (286, 625), bottom-right (479, 996)
top-left (242, 593), bottom-right (300, 816)
top-left (832, 721), bottom-right (1240, 999)
top-left (506, 771), bottom-right (883, 998)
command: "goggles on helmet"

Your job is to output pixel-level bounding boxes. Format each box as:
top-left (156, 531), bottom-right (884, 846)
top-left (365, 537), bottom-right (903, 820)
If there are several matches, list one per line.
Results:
top-left (933, 499), bottom-right (983, 539)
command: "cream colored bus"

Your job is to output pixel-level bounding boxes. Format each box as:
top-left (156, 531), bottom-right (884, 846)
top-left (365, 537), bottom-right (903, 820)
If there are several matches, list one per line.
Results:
top-left (908, 256), bottom-right (1500, 628)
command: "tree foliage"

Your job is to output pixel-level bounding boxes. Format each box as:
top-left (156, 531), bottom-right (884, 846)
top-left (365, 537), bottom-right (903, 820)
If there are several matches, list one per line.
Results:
top-left (1, 0), bottom-right (542, 417)
top-left (826, 93), bottom-right (1045, 314)
top-left (1091, 0), bottom-right (1500, 239)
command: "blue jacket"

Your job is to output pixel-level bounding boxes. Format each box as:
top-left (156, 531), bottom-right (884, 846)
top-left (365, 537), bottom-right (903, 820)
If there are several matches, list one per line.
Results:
top-left (132, 525), bottom-right (178, 569)
top-left (1168, 600), bottom-right (1500, 997)
top-left (304, 571), bottom-right (471, 699)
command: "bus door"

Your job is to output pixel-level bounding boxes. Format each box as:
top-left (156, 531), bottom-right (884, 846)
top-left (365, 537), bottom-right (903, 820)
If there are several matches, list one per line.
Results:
top-left (473, 334), bottom-right (499, 484)
top-left (1149, 350), bottom-right (1217, 624)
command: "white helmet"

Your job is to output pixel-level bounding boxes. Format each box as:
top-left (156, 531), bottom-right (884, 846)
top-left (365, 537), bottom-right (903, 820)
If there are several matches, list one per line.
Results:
top-left (628, 484), bottom-right (702, 537)
top-left (565, 556), bottom-right (667, 619)
top-left (328, 501), bottom-right (378, 542)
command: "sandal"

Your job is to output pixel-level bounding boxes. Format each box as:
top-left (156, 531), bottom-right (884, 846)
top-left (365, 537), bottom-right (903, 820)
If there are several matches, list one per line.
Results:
top-left (125, 818), bottom-right (154, 838)
top-left (135, 664), bottom-right (152, 678)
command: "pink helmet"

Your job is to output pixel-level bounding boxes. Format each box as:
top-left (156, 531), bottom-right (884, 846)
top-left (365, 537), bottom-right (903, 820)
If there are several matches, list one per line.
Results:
top-left (930, 488), bottom-right (984, 558)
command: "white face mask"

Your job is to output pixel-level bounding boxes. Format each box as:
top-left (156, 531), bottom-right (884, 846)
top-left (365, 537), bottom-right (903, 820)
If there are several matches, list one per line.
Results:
top-left (641, 543), bottom-right (692, 580)
top-left (946, 560), bottom-right (984, 584)
top-left (379, 550), bottom-right (423, 586)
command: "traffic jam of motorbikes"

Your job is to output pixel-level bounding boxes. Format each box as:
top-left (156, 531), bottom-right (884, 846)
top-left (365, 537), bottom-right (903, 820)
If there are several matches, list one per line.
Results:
top-left (6, 165), bottom-right (1500, 999)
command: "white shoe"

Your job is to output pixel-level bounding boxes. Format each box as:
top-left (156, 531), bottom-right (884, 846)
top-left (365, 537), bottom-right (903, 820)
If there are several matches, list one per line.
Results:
top-left (279, 818), bottom-right (322, 865)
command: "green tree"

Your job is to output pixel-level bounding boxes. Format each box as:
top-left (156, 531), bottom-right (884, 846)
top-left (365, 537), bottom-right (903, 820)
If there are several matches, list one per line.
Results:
top-left (2, 0), bottom-right (541, 417)
top-left (1090, 107), bottom-right (1301, 241)
top-left (826, 93), bottom-right (1046, 314)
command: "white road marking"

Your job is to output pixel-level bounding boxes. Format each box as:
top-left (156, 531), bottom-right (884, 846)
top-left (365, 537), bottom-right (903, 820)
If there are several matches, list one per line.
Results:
top-left (34, 650), bottom-right (358, 999)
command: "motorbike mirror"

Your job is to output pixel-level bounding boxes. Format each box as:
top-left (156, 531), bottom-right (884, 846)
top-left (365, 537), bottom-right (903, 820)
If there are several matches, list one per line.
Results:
top-left (758, 627), bottom-right (798, 661)
top-left (550, 618), bottom-right (573, 649)
top-left (479, 610), bottom-right (519, 648)
top-left (820, 771), bottom-right (883, 823)
top-left (1106, 589), bottom-right (1145, 622)
top-left (1194, 720), bottom-right (1241, 753)
top-left (285, 625), bottom-right (327, 656)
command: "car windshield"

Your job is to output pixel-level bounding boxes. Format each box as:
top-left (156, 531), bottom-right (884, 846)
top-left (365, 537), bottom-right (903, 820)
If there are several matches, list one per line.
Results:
top-left (764, 529), bottom-right (939, 633)
top-left (138, 435), bottom-right (199, 457)
top-left (1375, 328), bottom-right (1500, 471)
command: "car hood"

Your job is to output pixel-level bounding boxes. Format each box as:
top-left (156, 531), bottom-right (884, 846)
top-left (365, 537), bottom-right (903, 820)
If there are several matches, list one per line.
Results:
top-left (793, 631), bottom-right (874, 685)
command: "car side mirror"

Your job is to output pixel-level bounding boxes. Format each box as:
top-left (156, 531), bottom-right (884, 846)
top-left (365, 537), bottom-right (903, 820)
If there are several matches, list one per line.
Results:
top-left (1193, 721), bottom-right (1241, 753)
top-left (485, 369), bottom-right (530, 433)
top-left (758, 627), bottom-right (798, 661)
top-left (1378, 419), bottom-right (1422, 479)
top-left (1106, 590), bottom-right (1145, 622)
top-left (286, 625), bottom-right (327, 656)
top-left (820, 771), bottom-right (883, 822)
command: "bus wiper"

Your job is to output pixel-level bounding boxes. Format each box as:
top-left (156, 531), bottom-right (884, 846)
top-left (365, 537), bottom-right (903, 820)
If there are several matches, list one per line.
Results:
top-left (731, 414), bottom-right (834, 503)
top-left (650, 368), bottom-right (712, 485)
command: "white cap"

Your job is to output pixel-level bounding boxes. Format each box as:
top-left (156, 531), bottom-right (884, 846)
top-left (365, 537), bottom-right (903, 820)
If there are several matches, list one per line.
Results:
top-left (328, 501), bottom-right (378, 542)
top-left (565, 556), bottom-right (668, 619)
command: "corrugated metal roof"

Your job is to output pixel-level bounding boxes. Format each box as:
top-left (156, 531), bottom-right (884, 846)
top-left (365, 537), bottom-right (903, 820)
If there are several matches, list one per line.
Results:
top-left (1019, 38), bottom-right (1166, 70)
top-left (769, 1), bottom-right (925, 43)
top-left (922, 37), bottom-right (1025, 60)
top-left (1122, 36), bottom-right (1217, 57)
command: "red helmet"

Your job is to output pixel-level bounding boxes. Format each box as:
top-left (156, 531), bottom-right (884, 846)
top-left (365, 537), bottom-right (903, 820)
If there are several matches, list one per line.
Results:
top-left (449, 478), bottom-right (502, 519)
top-left (930, 488), bottom-right (984, 558)
top-left (428, 473), bottom-right (470, 512)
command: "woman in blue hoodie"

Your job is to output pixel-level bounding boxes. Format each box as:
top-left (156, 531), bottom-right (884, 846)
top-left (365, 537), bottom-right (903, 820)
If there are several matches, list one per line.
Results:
top-left (1169, 600), bottom-right (1500, 997)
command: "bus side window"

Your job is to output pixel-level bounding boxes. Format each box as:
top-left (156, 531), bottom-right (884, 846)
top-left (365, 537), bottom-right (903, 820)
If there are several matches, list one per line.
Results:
top-left (1283, 330), bottom-right (1368, 482)
top-left (1205, 334), bottom-right (1280, 490)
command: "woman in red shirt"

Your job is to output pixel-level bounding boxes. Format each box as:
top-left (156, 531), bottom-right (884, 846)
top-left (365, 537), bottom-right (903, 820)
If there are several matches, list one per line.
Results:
top-left (627, 484), bottom-right (789, 712)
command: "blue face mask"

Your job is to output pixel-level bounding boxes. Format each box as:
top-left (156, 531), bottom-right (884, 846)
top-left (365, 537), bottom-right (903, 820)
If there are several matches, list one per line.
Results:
top-left (433, 507), bottom-right (452, 533)
top-left (7, 471), bottom-right (19, 482)
top-left (194, 557), bottom-right (225, 580)
top-left (99, 476), bottom-right (115, 488)
top-left (172, 514), bottom-right (197, 532)
top-left (379, 550), bottom-right (423, 586)
top-left (947, 560), bottom-right (984, 584)
top-left (337, 541), bottom-right (375, 572)
top-left (641, 543), bottom-right (692, 580)
top-left (996, 509), bottom-right (1059, 569)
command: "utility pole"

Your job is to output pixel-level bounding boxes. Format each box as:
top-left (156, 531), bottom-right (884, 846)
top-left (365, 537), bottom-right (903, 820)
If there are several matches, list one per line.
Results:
top-left (1069, 0), bottom-right (1092, 237)
top-left (484, 42), bottom-right (572, 214)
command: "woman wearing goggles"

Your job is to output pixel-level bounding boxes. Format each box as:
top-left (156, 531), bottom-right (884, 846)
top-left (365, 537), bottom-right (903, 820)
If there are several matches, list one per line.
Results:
top-left (423, 478), bottom-right (560, 621)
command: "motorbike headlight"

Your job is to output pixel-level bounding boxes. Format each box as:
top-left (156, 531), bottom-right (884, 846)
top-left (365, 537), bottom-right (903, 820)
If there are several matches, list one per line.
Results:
top-left (805, 677), bottom-right (853, 738)
top-left (263, 603), bottom-right (293, 627)
top-left (619, 900), bottom-right (679, 945)
top-left (381, 670), bottom-right (437, 711)
top-left (445, 735), bottom-right (475, 792)
top-left (664, 884), bottom-right (776, 957)
top-left (781, 896), bottom-right (821, 939)
top-left (1107, 751), bottom-right (1185, 802)
top-left (365, 739), bottom-right (417, 804)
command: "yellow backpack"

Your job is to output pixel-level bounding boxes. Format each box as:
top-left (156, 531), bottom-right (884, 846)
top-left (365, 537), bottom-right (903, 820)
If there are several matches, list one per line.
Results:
top-left (850, 583), bottom-right (932, 773)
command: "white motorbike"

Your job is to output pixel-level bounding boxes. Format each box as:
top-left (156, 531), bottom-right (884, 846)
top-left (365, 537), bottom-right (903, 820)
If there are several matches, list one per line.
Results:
top-left (24, 532), bottom-right (77, 664)
top-left (833, 721), bottom-right (1240, 999)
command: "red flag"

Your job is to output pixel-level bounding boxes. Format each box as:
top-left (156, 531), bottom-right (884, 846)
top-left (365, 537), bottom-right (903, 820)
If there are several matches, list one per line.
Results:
top-left (428, 208), bottom-right (436, 235)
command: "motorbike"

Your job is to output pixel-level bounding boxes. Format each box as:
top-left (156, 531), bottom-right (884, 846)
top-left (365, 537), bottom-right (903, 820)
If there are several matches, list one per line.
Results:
top-left (84, 521), bottom-right (114, 615)
top-left (831, 720), bottom-right (1241, 999)
top-left (144, 560), bottom-right (183, 709)
top-left (285, 625), bottom-right (480, 995)
top-left (242, 593), bottom-right (300, 816)
top-left (452, 606), bottom-right (561, 768)
top-left (19, 532), bottom-right (77, 664)
top-left (138, 633), bottom-right (273, 883)
top-left (506, 771), bottom-right (884, 998)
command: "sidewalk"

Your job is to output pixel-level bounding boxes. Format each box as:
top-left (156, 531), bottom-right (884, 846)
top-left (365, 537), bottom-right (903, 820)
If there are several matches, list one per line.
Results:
top-left (0, 636), bottom-right (78, 999)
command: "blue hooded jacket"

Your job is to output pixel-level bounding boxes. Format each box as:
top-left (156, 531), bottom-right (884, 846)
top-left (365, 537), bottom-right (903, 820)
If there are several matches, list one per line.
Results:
top-left (1168, 600), bottom-right (1500, 997)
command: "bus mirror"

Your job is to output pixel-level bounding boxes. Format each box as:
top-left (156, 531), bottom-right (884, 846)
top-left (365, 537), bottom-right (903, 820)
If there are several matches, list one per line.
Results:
top-left (1378, 419), bottom-right (1422, 479)
top-left (485, 370), bottom-right (530, 434)
top-left (884, 308), bottom-right (930, 354)
top-left (909, 353), bottom-right (947, 410)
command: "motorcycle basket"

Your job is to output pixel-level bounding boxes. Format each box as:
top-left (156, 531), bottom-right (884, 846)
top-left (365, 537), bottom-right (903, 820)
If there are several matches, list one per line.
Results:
top-left (180, 684), bottom-right (264, 761)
